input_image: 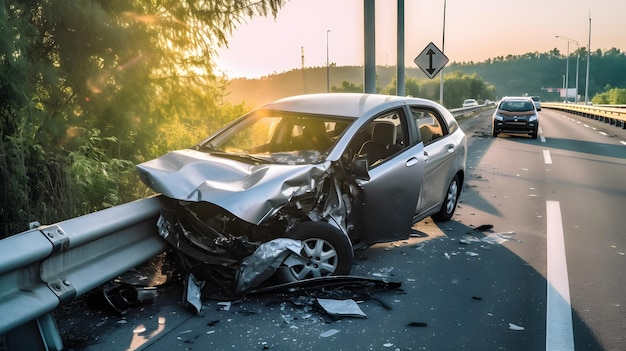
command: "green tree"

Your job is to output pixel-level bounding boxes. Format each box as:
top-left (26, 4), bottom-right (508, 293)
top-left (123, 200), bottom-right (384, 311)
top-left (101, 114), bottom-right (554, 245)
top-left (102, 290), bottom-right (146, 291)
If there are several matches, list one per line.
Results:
top-left (1, 0), bottom-right (285, 236)
top-left (331, 80), bottom-right (364, 93)
top-left (592, 87), bottom-right (626, 104)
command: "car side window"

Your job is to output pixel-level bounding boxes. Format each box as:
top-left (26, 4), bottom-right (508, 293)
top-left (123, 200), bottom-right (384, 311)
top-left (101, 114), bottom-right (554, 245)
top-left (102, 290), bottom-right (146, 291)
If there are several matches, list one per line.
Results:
top-left (410, 107), bottom-right (448, 145)
top-left (345, 109), bottom-right (408, 169)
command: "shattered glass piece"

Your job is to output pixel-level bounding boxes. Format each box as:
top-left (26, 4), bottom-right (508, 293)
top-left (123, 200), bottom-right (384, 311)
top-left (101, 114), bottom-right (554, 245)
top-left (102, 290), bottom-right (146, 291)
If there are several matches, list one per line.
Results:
top-left (481, 231), bottom-right (520, 244)
top-left (317, 298), bottom-right (366, 318)
top-left (320, 329), bottom-right (340, 338)
top-left (133, 325), bottom-right (146, 333)
top-left (460, 235), bottom-right (481, 245)
top-left (466, 251), bottom-right (479, 257)
top-left (236, 238), bottom-right (303, 294)
top-left (508, 323), bottom-right (525, 331)
top-left (383, 343), bottom-right (394, 347)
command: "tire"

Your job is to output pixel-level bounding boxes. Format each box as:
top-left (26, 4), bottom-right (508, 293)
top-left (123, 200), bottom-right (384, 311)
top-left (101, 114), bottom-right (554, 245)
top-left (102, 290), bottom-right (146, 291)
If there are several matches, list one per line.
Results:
top-left (275, 221), bottom-right (353, 282)
top-left (531, 129), bottom-right (538, 139)
top-left (492, 125), bottom-right (499, 137)
top-left (432, 174), bottom-right (461, 222)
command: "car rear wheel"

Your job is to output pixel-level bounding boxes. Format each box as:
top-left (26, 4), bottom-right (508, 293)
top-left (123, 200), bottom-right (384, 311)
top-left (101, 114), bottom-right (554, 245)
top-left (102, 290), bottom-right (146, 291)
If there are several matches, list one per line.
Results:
top-left (432, 174), bottom-right (461, 222)
top-left (275, 221), bottom-right (353, 282)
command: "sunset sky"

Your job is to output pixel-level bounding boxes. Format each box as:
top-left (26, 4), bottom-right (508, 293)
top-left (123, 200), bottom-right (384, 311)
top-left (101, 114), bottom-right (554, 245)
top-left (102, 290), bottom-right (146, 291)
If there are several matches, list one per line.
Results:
top-left (215, 0), bottom-right (625, 79)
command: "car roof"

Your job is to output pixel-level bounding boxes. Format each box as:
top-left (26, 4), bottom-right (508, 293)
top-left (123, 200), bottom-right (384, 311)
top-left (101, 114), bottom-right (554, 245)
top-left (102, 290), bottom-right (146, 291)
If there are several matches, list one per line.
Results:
top-left (500, 96), bottom-right (533, 101)
top-left (257, 93), bottom-right (438, 119)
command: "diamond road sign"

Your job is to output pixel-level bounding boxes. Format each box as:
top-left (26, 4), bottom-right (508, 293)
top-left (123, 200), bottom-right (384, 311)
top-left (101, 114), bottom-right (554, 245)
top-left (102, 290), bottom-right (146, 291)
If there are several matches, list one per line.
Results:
top-left (414, 42), bottom-right (449, 79)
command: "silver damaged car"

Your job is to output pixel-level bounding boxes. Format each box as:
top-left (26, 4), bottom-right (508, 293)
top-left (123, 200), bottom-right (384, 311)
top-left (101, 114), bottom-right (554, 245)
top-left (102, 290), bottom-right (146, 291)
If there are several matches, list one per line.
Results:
top-left (137, 93), bottom-right (467, 294)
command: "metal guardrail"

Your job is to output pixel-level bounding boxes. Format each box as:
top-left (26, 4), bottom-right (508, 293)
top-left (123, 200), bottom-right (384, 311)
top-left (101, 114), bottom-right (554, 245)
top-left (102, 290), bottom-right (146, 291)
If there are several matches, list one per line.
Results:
top-left (0, 195), bottom-right (168, 350)
top-left (542, 103), bottom-right (626, 129)
top-left (448, 104), bottom-right (491, 118)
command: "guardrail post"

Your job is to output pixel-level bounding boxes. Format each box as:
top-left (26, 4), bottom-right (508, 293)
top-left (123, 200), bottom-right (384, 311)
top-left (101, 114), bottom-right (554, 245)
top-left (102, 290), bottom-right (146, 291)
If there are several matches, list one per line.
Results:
top-left (2, 313), bottom-right (63, 351)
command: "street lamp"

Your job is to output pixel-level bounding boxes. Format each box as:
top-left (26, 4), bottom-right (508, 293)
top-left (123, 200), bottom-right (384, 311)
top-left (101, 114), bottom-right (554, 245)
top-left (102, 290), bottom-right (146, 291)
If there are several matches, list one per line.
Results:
top-left (439, 0), bottom-right (447, 105)
top-left (556, 35), bottom-right (579, 103)
top-left (326, 29), bottom-right (331, 93)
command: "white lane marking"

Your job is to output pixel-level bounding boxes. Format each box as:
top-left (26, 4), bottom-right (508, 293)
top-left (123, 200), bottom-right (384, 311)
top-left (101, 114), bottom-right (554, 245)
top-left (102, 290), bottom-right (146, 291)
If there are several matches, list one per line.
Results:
top-left (546, 201), bottom-right (575, 350)
top-left (598, 131), bottom-right (608, 136)
top-left (621, 141), bottom-right (626, 146)
top-left (543, 149), bottom-right (552, 164)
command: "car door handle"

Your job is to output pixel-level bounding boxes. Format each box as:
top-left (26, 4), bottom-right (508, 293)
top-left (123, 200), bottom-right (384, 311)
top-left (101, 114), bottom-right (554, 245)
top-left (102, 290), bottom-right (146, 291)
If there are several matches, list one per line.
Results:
top-left (406, 157), bottom-right (419, 167)
top-left (447, 144), bottom-right (455, 153)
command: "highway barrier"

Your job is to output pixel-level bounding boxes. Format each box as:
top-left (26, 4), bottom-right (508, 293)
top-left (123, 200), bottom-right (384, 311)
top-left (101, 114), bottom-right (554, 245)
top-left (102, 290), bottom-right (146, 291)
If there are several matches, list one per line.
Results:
top-left (0, 196), bottom-right (168, 350)
top-left (542, 103), bottom-right (626, 129)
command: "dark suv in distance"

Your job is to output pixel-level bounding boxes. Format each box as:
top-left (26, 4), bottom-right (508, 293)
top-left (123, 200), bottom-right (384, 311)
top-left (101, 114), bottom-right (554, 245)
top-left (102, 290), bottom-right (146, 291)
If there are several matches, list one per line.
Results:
top-left (492, 96), bottom-right (539, 139)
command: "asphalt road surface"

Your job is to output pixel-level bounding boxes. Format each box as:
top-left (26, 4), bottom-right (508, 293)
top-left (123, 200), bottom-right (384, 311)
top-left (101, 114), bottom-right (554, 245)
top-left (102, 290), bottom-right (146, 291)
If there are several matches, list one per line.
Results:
top-left (55, 107), bottom-right (626, 351)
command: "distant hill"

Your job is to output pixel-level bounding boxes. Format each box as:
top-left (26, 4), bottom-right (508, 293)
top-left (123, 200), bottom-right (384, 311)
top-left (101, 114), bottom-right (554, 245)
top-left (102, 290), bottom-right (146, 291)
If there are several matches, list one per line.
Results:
top-left (225, 48), bottom-right (626, 107)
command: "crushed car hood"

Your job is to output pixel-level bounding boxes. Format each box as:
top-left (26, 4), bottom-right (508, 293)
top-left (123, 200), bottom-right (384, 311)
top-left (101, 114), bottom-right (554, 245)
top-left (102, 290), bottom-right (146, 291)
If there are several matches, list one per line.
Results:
top-left (136, 149), bottom-right (329, 224)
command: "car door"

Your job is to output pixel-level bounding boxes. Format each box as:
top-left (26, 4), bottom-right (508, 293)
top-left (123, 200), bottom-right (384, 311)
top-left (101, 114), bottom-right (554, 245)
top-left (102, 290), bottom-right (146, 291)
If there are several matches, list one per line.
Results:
top-left (410, 106), bottom-right (455, 215)
top-left (349, 108), bottom-right (424, 244)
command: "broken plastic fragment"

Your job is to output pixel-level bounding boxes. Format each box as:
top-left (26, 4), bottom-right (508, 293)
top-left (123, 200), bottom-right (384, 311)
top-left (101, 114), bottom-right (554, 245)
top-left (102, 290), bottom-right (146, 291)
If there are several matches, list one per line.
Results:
top-left (508, 323), bottom-right (525, 331)
top-left (217, 301), bottom-right (231, 311)
top-left (316, 298), bottom-right (367, 318)
top-left (320, 329), bottom-right (340, 338)
top-left (473, 224), bottom-right (494, 231)
top-left (92, 283), bottom-right (157, 316)
top-left (466, 252), bottom-right (479, 257)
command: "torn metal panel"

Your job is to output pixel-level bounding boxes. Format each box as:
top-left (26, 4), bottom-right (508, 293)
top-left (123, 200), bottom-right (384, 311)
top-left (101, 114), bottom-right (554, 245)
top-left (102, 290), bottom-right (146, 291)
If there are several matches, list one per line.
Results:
top-left (236, 238), bottom-right (303, 294)
top-left (316, 298), bottom-right (367, 318)
top-left (183, 273), bottom-right (204, 315)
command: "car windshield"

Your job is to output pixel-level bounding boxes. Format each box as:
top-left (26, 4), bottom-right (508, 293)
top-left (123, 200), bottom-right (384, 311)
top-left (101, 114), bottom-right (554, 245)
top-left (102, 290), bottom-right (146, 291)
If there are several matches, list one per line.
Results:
top-left (197, 110), bottom-right (353, 165)
top-left (499, 100), bottom-right (534, 112)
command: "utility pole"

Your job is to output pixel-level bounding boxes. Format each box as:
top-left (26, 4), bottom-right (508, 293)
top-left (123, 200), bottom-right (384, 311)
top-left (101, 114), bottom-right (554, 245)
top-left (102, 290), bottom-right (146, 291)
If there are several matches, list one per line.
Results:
top-left (585, 13), bottom-right (592, 104)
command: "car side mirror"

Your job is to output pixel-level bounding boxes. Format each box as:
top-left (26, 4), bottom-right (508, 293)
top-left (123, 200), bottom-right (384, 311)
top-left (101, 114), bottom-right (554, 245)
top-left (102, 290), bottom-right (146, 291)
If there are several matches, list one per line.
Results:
top-left (352, 158), bottom-right (370, 180)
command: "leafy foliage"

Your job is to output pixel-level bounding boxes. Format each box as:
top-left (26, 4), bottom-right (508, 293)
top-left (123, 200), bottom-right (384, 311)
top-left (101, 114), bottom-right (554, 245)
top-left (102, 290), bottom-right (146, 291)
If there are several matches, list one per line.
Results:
top-left (592, 87), bottom-right (626, 104)
top-left (1, 0), bottom-right (285, 236)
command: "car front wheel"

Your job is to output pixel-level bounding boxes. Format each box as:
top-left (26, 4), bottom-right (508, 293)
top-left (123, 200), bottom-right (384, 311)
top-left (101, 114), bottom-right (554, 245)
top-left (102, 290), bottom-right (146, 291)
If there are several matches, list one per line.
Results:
top-left (275, 221), bottom-right (353, 282)
top-left (531, 129), bottom-right (538, 139)
top-left (432, 174), bottom-right (461, 222)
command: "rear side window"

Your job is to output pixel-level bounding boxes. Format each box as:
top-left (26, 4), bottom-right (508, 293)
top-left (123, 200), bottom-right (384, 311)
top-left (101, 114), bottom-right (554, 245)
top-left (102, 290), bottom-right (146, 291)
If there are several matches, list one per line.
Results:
top-left (409, 107), bottom-right (448, 145)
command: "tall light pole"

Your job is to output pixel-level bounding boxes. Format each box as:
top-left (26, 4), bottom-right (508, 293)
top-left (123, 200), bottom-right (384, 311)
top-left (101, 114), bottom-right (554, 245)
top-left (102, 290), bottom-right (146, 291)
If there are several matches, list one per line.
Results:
top-left (585, 14), bottom-right (592, 104)
top-left (326, 29), bottom-right (331, 93)
top-left (556, 35), bottom-right (579, 102)
top-left (439, 0), bottom-right (447, 105)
